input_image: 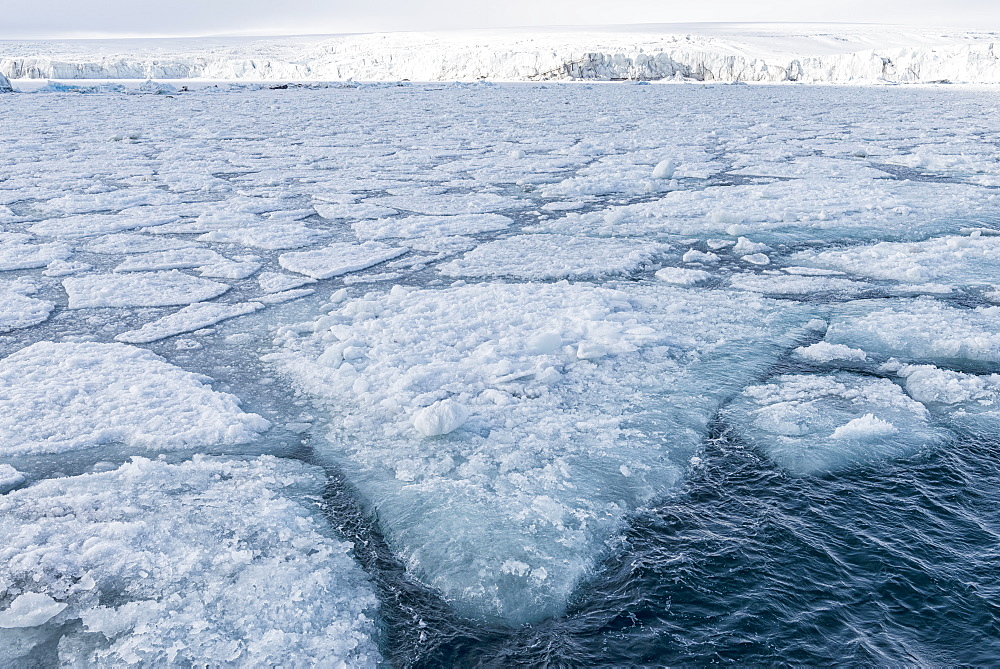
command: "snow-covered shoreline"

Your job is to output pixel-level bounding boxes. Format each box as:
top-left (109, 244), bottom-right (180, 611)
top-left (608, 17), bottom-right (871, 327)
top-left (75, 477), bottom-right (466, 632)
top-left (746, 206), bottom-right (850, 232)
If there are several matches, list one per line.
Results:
top-left (1, 24), bottom-right (999, 84)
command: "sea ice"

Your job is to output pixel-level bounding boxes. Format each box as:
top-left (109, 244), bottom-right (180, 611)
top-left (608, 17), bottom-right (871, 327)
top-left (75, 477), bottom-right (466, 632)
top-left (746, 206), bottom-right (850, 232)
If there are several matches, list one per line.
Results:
top-left (825, 299), bottom-right (1000, 369)
top-left (278, 242), bottom-right (407, 279)
top-left (352, 213), bottom-right (512, 241)
top-left (897, 364), bottom-right (1000, 438)
top-left (0, 456), bottom-right (380, 666)
top-left (269, 282), bottom-right (814, 623)
top-left (115, 301), bottom-right (264, 343)
top-left (723, 372), bottom-right (949, 475)
top-left (0, 341), bottom-right (269, 456)
top-left (0, 279), bottom-right (54, 333)
top-left (439, 234), bottom-right (669, 280)
top-left (63, 270), bottom-right (230, 308)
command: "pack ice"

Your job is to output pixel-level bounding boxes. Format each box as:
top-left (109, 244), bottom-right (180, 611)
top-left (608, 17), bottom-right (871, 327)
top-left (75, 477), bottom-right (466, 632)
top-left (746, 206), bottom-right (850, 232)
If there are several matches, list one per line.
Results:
top-left (269, 282), bottom-right (815, 623)
top-left (0, 456), bottom-right (380, 666)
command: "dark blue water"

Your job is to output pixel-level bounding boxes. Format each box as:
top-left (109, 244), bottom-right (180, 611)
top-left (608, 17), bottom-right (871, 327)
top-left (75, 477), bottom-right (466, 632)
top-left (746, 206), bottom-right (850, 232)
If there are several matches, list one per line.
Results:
top-left (318, 421), bottom-right (1000, 666)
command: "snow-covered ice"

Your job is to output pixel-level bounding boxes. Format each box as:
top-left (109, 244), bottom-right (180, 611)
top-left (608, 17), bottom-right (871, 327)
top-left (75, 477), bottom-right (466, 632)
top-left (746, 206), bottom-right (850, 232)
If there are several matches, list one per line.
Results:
top-left (63, 270), bottom-right (230, 308)
top-left (439, 234), bottom-right (669, 280)
top-left (723, 373), bottom-right (949, 475)
top-left (115, 301), bottom-right (265, 343)
top-left (0, 342), bottom-right (269, 456)
top-left (0, 279), bottom-right (54, 333)
top-left (0, 456), bottom-right (380, 666)
top-left (278, 242), bottom-right (407, 279)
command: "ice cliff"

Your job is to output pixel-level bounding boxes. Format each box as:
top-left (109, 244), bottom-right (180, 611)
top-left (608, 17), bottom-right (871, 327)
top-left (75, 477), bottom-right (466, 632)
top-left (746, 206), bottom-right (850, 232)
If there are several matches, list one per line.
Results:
top-left (1, 24), bottom-right (999, 84)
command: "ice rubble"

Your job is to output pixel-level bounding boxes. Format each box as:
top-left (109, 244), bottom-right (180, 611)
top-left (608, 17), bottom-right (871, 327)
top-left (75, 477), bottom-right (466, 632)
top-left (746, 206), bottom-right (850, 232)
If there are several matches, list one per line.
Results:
top-left (722, 373), bottom-right (949, 475)
top-left (0, 342), bottom-right (269, 456)
top-left (4, 26), bottom-right (1000, 84)
top-left (0, 71), bottom-right (11, 92)
top-left (0, 456), bottom-right (381, 666)
top-left (438, 234), bottom-right (669, 280)
top-left (63, 270), bottom-right (230, 308)
top-left (269, 282), bottom-right (815, 623)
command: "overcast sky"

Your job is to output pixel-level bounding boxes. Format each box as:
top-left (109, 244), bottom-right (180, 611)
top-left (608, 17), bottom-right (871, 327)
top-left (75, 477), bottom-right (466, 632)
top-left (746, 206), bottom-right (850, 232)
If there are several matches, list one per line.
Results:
top-left (3, 0), bottom-right (998, 39)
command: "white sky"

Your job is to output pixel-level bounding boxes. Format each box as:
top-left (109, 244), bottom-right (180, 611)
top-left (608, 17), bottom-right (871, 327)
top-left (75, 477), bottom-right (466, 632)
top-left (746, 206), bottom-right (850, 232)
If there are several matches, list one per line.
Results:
top-left (1, 0), bottom-right (998, 39)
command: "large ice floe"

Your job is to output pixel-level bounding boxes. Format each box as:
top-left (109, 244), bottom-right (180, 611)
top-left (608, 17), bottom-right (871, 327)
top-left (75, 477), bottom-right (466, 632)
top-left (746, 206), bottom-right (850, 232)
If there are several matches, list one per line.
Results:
top-left (268, 282), bottom-right (815, 622)
top-left (0, 455), bottom-right (381, 666)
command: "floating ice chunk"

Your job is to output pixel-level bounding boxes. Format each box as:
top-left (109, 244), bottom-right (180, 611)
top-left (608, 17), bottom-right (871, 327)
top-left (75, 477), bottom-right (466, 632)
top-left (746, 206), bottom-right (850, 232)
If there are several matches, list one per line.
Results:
top-left (257, 288), bottom-right (315, 304)
top-left (314, 201), bottom-right (397, 219)
top-left (0, 456), bottom-right (380, 666)
top-left (42, 259), bottom-right (92, 277)
top-left (741, 253), bottom-right (771, 265)
top-left (0, 280), bottom-right (54, 333)
top-left (0, 342), bottom-right (269, 456)
top-left (0, 594), bottom-right (67, 629)
top-left (783, 266), bottom-right (845, 276)
top-left (723, 372), bottom-right (948, 475)
top-left (732, 237), bottom-right (772, 256)
top-left (83, 233), bottom-right (195, 254)
top-left (0, 239), bottom-right (71, 271)
top-left (258, 271), bottom-right (317, 294)
top-left (353, 213), bottom-right (512, 241)
top-left (115, 301), bottom-right (264, 343)
top-left (826, 298), bottom-right (1000, 368)
top-left (0, 72), bottom-right (11, 93)
top-left (0, 464), bottom-right (25, 493)
top-left (790, 234), bottom-right (1000, 288)
top-left (197, 222), bottom-right (329, 249)
top-left (682, 249), bottom-right (719, 264)
top-left (898, 364), bottom-right (1000, 437)
top-left (651, 158), bottom-right (676, 180)
top-left (794, 342), bottom-right (868, 364)
top-left (270, 282), bottom-right (814, 623)
top-left (113, 248), bottom-right (259, 278)
top-left (654, 267), bottom-right (713, 285)
top-left (439, 234), bottom-right (668, 280)
top-left (63, 270), bottom-right (230, 308)
top-left (728, 273), bottom-right (870, 296)
top-left (370, 192), bottom-right (526, 215)
top-left (413, 399), bottom-right (470, 437)
top-left (279, 242), bottom-right (406, 279)
top-left (540, 201), bottom-right (587, 212)
top-left (28, 211), bottom-right (180, 239)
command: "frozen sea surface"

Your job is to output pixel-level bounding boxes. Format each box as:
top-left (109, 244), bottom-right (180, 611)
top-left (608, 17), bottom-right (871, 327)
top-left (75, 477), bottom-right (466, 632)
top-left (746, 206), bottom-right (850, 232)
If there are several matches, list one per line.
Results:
top-left (2, 83), bottom-right (1000, 664)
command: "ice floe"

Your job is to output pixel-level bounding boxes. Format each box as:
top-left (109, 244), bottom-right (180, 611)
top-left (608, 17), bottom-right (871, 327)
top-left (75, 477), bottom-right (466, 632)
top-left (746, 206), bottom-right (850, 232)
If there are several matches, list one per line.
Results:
top-left (723, 372), bottom-right (949, 475)
top-left (0, 279), bottom-right (54, 333)
top-left (278, 242), bottom-right (407, 279)
top-left (0, 456), bottom-right (380, 666)
top-left (269, 282), bottom-right (814, 623)
top-left (63, 270), bottom-right (230, 308)
top-left (0, 342), bottom-right (269, 456)
top-left (439, 234), bottom-right (669, 280)
top-left (353, 213), bottom-right (512, 241)
top-left (115, 301), bottom-right (264, 343)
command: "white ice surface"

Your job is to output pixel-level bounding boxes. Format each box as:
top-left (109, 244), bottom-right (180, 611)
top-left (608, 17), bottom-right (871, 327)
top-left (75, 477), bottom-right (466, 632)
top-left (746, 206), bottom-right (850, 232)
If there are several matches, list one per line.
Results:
top-left (898, 364), bottom-right (1000, 438)
top-left (268, 281), bottom-right (814, 623)
top-left (353, 213), bottom-right (512, 241)
top-left (723, 372), bottom-right (949, 475)
top-left (0, 342), bottom-right (269, 456)
top-left (439, 234), bottom-right (669, 280)
top-left (278, 242), bottom-right (407, 279)
top-left (825, 299), bottom-right (1000, 368)
top-left (115, 301), bottom-right (264, 343)
top-left (63, 270), bottom-right (230, 308)
top-left (4, 25), bottom-right (1000, 84)
top-left (0, 279), bottom-right (54, 333)
top-left (0, 456), bottom-right (380, 666)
